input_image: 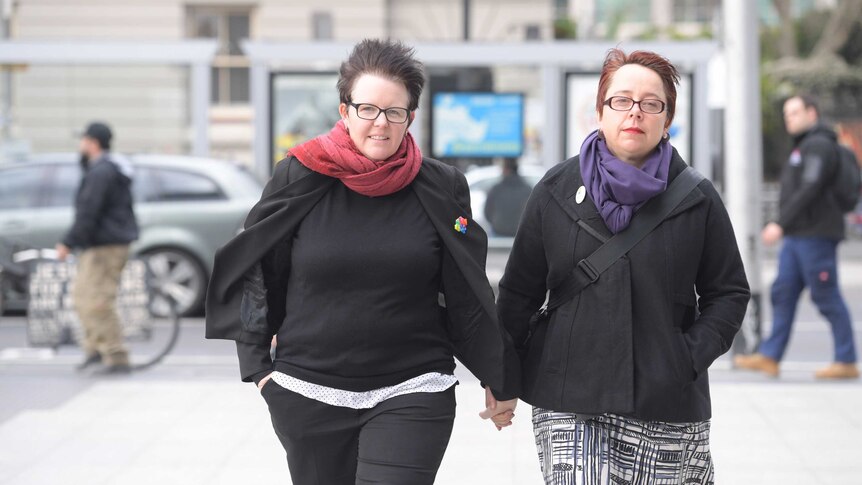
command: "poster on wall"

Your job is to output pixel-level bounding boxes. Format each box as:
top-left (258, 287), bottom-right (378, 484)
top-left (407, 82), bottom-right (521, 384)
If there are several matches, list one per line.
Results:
top-left (565, 73), bottom-right (691, 162)
top-left (432, 92), bottom-right (524, 158)
top-left (271, 72), bottom-right (341, 166)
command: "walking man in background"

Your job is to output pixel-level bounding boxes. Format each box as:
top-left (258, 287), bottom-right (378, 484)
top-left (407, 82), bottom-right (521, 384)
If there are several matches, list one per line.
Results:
top-left (484, 158), bottom-right (532, 237)
top-left (735, 95), bottom-right (858, 379)
top-left (56, 122), bottom-right (139, 375)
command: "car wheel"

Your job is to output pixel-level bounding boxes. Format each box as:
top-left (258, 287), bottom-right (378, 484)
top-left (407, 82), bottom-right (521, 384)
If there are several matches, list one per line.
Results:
top-left (143, 249), bottom-right (206, 317)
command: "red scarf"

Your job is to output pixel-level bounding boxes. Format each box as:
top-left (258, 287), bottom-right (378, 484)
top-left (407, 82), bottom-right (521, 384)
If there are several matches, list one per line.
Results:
top-left (288, 120), bottom-right (422, 197)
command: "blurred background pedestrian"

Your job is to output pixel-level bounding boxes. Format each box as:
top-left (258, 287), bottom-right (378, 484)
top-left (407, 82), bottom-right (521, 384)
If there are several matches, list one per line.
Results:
top-left (55, 122), bottom-right (139, 375)
top-left (484, 157), bottom-right (532, 237)
top-left (735, 94), bottom-right (859, 380)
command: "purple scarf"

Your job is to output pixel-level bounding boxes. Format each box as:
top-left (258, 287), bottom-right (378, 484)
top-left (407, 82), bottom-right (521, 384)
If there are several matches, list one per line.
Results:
top-left (579, 130), bottom-right (672, 234)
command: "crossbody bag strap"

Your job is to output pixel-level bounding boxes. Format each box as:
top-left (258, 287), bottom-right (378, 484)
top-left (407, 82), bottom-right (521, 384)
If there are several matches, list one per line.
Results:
top-left (541, 166), bottom-right (704, 314)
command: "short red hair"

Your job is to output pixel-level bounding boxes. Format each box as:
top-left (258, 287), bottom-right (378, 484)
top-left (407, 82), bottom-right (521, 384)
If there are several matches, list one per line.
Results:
top-left (596, 48), bottom-right (680, 127)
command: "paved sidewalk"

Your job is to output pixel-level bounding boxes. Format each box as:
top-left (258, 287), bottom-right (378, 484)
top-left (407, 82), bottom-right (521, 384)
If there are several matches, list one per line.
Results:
top-left (1, 362), bottom-right (860, 485)
top-left (2, 246), bottom-right (862, 484)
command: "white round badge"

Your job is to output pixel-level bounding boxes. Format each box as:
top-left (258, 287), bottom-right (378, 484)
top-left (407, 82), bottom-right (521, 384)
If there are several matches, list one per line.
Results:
top-left (575, 185), bottom-right (586, 204)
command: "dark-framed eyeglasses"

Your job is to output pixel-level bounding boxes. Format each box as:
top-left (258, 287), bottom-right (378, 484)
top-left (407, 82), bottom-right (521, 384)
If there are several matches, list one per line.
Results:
top-left (348, 102), bottom-right (410, 124)
top-left (603, 96), bottom-right (666, 114)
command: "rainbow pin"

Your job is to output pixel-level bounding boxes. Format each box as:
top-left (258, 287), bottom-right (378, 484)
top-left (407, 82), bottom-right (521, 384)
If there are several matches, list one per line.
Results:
top-left (454, 216), bottom-right (468, 234)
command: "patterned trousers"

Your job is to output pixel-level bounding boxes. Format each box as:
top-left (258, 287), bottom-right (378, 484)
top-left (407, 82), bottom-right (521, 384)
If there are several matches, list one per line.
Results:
top-left (533, 407), bottom-right (714, 485)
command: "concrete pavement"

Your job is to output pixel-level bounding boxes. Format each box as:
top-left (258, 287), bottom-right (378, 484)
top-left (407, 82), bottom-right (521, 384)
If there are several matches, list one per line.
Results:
top-left (2, 245), bottom-right (862, 484)
top-left (2, 359), bottom-right (861, 485)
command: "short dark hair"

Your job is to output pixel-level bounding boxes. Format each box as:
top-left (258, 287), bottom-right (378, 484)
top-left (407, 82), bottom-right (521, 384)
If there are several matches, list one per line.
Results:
top-left (502, 158), bottom-right (519, 174)
top-left (788, 94), bottom-right (820, 117)
top-left (337, 39), bottom-right (425, 111)
top-left (596, 48), bottom-right (680, 127)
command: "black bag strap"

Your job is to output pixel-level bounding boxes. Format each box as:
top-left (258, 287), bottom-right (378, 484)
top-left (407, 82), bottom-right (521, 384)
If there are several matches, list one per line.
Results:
top-left (541, 166), bottom-right (704, 314)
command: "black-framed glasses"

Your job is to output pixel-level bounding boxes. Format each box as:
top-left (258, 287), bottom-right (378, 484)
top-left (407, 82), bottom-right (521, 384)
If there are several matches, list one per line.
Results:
top-left (348, 102), bottom-right (410, 124)
top-left (603, 96), bottom-right (666, 114)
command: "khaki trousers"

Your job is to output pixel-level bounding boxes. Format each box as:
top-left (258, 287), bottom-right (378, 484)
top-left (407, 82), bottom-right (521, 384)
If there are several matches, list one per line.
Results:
top-left (72, 244), bottom-right (130, 366)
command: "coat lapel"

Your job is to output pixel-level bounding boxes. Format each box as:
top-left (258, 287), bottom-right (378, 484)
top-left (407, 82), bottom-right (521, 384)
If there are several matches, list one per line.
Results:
top-left (411, 161), bottom-right (498, 320)
top-left (545, 156), bottom-right (614, 240)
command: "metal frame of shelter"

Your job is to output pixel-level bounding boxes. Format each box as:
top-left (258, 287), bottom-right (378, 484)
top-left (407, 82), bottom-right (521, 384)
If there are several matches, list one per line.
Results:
top-left (0, 40), bottom-right (218, 157)
top-left (243, 40), bottom-right (718, 181)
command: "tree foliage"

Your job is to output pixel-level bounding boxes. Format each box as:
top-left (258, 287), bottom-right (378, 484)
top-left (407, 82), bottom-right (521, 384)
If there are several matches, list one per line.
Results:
top-left (760, 0), bottom-right (862, 179)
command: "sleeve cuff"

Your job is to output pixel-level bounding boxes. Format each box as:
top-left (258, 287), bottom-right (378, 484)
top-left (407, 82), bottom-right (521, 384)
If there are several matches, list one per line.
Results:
top-left (236, 340), bottom-right (273, 383)
top-left (481, 381), bottom-right (518, 402)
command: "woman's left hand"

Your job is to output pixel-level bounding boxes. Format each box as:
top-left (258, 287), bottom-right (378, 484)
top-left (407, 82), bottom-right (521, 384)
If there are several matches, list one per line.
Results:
top-left (479, 386), bottom-right (518, 430)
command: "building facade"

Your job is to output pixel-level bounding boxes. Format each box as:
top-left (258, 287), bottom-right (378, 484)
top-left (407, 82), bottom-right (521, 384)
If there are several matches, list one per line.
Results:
top-left (2, 0), bottom-right (554, 164)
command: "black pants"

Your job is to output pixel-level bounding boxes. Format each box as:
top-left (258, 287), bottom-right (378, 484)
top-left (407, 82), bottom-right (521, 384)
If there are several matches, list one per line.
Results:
top-left (261, 383), bottom-right (456, 485)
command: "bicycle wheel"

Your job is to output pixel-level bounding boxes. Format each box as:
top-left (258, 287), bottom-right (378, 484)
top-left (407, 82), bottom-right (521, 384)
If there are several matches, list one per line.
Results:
top-left (25, 258), bottom-right (181, 370)
top-left (119, 258), bottom-right (182, 371)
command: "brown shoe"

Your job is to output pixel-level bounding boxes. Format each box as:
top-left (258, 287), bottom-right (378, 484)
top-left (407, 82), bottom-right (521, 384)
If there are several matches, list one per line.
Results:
top-left (733, 353), bottom-right (780, 377)
top-left (814, 363), bottom-right (860, 380)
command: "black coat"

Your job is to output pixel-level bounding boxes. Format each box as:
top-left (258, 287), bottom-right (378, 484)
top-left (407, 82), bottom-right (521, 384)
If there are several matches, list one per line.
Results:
top-left (206, 157), bottom-right (520, 397)
top-left (484, 174), bottom-right (532, 236)
top-left (497, 151), bottom-right (750, 422)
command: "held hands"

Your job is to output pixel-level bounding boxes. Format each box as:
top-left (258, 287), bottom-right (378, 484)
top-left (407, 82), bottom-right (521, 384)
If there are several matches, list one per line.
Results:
top-left (479, 386), bottom-right (518, 431)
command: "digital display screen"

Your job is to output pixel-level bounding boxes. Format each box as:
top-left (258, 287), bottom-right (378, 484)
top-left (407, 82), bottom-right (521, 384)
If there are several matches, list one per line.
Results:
top-left (432, 92), bottom-right (524, 158)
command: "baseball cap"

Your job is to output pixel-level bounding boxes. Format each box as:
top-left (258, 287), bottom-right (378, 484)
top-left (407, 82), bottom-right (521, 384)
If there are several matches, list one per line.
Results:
top-left (81, 122), bottom-right (113, 148)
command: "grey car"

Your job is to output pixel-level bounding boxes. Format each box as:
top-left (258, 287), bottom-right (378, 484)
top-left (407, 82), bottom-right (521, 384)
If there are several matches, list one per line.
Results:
top-left (0, 154), bottom-right (263, 316)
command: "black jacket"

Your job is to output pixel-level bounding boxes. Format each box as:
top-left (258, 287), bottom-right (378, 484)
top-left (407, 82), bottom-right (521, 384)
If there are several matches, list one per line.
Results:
top-left (206, 157), bottom-right (520, 397)
top-left (484, 174), bottom-right (532, 237)
top-left (62, 154), bottom-right (139, 249)
top-left (497, 151), bottom-right (750, 422)
top-left (777, 124), bottom-right (845, 240)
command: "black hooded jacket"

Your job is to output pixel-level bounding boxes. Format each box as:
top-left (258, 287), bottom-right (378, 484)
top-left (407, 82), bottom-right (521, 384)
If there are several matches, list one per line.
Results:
top-left (62, 154), bottom-right (139, 249)
top-left (777, 124), bottom-right (845, 240)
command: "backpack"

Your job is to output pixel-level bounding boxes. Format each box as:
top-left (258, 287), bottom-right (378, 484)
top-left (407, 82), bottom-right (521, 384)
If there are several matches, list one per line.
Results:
top-left (832, 144), bottom-right (861, 213)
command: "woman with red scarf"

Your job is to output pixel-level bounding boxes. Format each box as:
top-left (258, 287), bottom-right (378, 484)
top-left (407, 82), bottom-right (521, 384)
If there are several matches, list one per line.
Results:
top-left (205, 39), bottom-right (519, 484)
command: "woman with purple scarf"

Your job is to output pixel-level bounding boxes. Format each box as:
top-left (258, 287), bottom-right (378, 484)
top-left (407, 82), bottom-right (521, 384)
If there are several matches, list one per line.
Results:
top-left (494, 49), bottom-right (749, 484)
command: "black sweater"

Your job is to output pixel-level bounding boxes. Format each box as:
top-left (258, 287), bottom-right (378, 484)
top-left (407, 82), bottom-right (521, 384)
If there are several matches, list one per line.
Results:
top-left (208, 156), bottom-right (521, 400)
top-left (238, 182), bottom-right (455, 390)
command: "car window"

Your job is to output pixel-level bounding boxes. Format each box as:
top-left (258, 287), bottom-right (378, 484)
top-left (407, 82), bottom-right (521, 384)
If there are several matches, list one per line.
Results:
top-left (151, 168), bottom-right (225, 201)
top-left (470, 173), bottom-right (543, 193)
top-left (0, 166), bottom-right (45, 209)
top-left (225, 165), bottom-right (264, 197)
top-left (131, 167), bottom-right (160, 203)
top-left (470, 176), bottom-right (502, 192)
top-left (43, 165), bottom-right (81, 207)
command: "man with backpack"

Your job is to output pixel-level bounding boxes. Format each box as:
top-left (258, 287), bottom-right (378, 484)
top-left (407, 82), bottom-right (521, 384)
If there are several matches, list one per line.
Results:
top-left (735, 94), bottom-right (859, 379)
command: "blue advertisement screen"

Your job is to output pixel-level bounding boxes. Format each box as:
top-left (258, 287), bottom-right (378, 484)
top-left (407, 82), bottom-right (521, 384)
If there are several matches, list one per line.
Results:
top-left (432, 92), bottom-right (524, 158)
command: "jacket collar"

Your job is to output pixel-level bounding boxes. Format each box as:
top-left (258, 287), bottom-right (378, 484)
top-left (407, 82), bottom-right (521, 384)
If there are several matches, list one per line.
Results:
top-left (544, 148), bottom-right (706, 236)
